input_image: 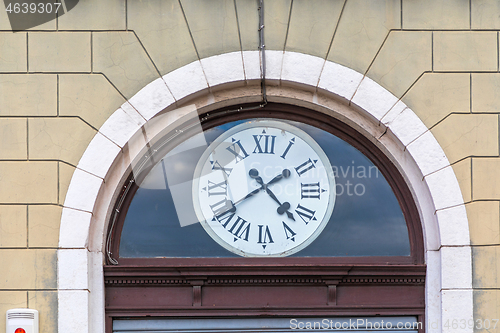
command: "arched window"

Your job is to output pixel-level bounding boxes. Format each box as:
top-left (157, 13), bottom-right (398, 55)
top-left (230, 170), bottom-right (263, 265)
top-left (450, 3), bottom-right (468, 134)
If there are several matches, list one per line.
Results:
top-left (104, 103), bottom-right (425, 332)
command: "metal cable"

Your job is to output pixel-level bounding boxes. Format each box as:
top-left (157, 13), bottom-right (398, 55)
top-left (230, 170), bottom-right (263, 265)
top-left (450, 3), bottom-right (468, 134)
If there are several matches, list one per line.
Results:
top-left (258, 0), bottom-right (267, 105)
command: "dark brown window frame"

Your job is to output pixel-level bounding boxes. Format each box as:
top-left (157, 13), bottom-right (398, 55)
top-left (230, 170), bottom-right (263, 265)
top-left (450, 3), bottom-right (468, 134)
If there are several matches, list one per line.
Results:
top-left (104, 103), bottom-right (425, 333)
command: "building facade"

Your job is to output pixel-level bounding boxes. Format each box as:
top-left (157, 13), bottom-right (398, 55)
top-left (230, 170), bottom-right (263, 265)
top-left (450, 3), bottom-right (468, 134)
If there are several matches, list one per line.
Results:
top-left (0, 0), bottom-right (499, 332)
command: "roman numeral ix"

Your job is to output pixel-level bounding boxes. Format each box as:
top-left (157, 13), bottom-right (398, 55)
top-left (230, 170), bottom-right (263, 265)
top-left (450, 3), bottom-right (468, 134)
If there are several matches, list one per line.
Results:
top-left (207, 179), bottom-right (227, 196)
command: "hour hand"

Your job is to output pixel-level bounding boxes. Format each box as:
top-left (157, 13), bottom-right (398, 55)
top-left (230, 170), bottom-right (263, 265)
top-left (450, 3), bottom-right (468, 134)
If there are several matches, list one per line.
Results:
top-left (264, 186), bottom-right (282, 206)
top-left (265, 185), bottom-right (296, 221)
top-left (249, 168), bottom-right (295, 221)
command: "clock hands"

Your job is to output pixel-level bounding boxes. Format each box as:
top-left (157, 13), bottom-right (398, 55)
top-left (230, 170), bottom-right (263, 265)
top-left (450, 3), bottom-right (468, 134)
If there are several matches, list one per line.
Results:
top-left (211, 187), bottom-right (261, 221)
top-left (249, 168), bottom-right (290, 186)
top-left (212, 199), bottom-right (236, 220)
top-left (234, 187), bottom-right (261, 206)
top-left (211, 167), bottom-right (296, 222)
top-left (249, 168), bottom-right (295, 221)
top-left (265, 187), bottom-right (295, 221)
top-left (267, 168), bottom-right (291, 186)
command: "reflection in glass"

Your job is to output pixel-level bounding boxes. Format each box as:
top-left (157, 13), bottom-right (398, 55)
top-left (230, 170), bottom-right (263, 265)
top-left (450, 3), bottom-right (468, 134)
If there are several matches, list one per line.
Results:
top-left (119, 119), bottom-right (411, 258)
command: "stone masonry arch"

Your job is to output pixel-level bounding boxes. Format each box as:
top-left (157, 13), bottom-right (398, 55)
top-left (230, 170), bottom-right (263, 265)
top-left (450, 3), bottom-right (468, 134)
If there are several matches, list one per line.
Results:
top-left (57, 51), bottom-right (472, 333)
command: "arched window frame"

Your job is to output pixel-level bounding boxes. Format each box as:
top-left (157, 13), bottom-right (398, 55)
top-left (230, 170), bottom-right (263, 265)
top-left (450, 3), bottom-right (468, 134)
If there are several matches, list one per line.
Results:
top-left (103, 102), bottom-right (426, 332)
top-left (106, 102), bottom-right (424, 266)
top-left (57, 52), bottom-right (472, 333)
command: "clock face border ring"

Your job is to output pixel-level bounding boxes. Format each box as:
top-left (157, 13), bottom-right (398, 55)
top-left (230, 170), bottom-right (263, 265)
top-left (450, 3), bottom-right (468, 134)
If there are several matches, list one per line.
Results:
top-left (192, 119), bottom-right (336, 257)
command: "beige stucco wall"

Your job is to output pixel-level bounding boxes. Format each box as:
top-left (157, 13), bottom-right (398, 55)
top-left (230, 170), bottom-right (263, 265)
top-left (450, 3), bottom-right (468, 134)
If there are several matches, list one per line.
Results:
top-left (0, 0), bottom-right (499, 332)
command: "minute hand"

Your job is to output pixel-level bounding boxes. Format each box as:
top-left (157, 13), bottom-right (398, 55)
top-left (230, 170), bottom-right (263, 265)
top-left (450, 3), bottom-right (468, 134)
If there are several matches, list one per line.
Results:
top-left (234, 187), bottom-right (262, 206)
top-left (212, 186), bottom-right (262, 220)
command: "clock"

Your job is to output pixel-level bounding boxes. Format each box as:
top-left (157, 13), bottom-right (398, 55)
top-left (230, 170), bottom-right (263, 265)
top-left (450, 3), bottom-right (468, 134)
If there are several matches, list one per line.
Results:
top-left (192, 119), bottom-right (335, 257)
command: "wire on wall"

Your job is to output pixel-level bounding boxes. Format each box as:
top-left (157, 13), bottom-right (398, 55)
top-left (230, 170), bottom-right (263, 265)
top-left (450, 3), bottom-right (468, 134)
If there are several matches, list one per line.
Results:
top-left (258, 0), bottom-right (267, 105)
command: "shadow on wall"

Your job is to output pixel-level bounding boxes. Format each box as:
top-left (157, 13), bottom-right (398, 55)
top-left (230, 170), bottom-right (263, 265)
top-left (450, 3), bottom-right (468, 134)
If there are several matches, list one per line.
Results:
top-left (3, 0), bottom-right (79, 30)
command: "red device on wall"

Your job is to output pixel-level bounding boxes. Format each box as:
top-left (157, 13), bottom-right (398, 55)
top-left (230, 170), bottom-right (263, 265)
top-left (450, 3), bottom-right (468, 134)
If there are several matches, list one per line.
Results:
top-left (6, 309), bottom-right (38, 333)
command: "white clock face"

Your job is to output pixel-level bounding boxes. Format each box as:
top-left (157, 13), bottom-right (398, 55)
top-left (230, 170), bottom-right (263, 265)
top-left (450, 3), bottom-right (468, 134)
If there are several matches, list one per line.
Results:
top-left (192, 120), bottom-right (335, 257)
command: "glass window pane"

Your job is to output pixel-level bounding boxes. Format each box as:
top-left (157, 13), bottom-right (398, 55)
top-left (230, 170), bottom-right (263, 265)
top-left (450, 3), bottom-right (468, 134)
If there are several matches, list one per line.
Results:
top-left (119, 119), bottom-right (411, 258)
top-left (113, 316), bottom-right (421, 332)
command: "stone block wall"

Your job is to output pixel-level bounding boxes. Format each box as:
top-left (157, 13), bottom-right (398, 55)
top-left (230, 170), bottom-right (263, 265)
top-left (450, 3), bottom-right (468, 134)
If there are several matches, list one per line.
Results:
top-left (0, 0), bottom-right (499, 331)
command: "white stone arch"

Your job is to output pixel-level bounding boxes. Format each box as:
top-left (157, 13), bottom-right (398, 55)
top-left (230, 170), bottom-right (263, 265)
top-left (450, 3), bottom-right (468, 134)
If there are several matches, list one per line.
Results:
top-left (57, 51), bottom-right (472, 333)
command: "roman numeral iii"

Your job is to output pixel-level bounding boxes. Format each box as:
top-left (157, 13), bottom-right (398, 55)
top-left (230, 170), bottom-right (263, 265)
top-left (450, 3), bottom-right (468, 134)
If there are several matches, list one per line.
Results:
top-left (300, 182), bottom-right (322, 199)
